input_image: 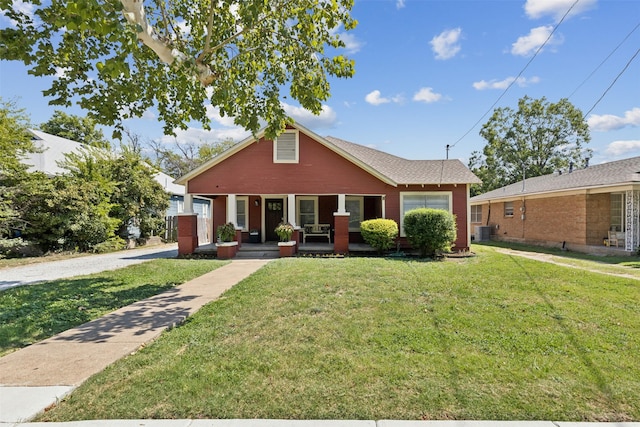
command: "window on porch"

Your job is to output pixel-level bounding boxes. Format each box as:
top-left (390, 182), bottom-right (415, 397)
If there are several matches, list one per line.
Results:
top-left (297, 196), bottom-right (318, 226)
top-left (236, 196), bottom-right (248, 231)
top-left (346, 196), bottom-right (364, 231)
top-left (611, 193), bottom-right (624, 232)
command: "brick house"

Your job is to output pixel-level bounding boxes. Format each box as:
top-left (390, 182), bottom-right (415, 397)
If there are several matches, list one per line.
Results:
top-left (174, 123), bottom-right (481, 255)
top-left (469, 156), bottom-right (640, 253)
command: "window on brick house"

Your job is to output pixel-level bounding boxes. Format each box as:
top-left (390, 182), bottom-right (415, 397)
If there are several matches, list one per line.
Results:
top-left (471, 205), bottom-right (482, 223)
top-left (504, 201), bottom-right (514, 217)
top-left (611, 193), bottom-right (624, 232)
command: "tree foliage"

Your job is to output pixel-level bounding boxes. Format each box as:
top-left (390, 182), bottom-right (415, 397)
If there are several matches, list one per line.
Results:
top-left (403, 208), bottom-right (457, 258)
top-left (40, 110), bottom-right (110, 149)
top-left (0, 98), bottom-right (36, 237)
top-left (1, 0), bottom-right (357, 139)
top-left (469, 96), bottom-right (591, 196)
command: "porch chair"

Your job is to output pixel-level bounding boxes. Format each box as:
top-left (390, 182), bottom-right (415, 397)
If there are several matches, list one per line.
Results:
top-left (608, 230), bottom-right (625, 248)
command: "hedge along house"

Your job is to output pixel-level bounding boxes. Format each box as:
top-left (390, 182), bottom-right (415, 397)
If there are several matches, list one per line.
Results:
top-left (469, 156), bottom-right (640, 253)
top-left (174, 123), bottom-right (481, 255)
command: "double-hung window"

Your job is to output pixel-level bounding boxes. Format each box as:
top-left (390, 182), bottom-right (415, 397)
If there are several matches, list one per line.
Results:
top-left (274, 130), bottom-right (299, 163)
top-left (400, 192), bottom-right (452, 236)
top-left (236, 196), bottom-right (248, 231)
top-left (504, 201), bottom-right (514, 217)
top-left (471, 205), bottom-right (482, 223)
top-left (297, 196), bottom-right (318, 226)
top-left (345, 196), bottom-right (364, 231)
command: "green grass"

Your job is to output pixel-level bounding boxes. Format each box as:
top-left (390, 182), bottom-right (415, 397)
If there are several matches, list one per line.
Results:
top-left (38, 248), bottom-right (639, 422)
top-left (0, 258), bottom-right (227, 356)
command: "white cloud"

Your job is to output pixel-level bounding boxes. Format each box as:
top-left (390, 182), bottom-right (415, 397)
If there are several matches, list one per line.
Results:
top-left (430, 28), bottom-right (462, 60)
top-left (365, 90), bottom-right (404, 106)
top-left (339, 32), bottom-right (363, 54)
top-left (160, 127), bottom-right (250, 146)
top-left (54, 67), bottom-right (70, 78)
top-left (473, 76), bottom-right (541, 90)
top-left (588, 108), bottom-right (640, 132)
top-left (365, 90), bottom-right (390, 106)
top-left (511, 25), bottom-right (562, 56)
top-left (1, 0), bottom-right (35, 26)
top-left (412, 87), bottom-right (443, 103)
top-left (282, 102), bottom-right (337, 129)
top-left (205, 105), bottom-right (238, 128)
top-left (605, 140), bottom-right (640, 156)
top-left (396, 0), bottom-right (406, 9)
top-left (524, 0), bottom-right (597, 21)
top-left (141, 110), bottom-right (157, 120)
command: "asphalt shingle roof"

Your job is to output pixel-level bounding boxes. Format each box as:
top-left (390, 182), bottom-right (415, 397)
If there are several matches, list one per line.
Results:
top-left (471, 156), bottom-right (640, 202)
top-left (324, 136), bottom-right (481, 185)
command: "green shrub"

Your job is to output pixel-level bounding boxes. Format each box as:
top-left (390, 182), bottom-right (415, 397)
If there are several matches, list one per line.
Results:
top-left (0, 237), bottom-right (42, 258)
top-left (91, 236), bottom-right (127, 253)
top-left (403, 208), bottom-right (457, 258)
top-left (360, 219), bottom-right (398, 254)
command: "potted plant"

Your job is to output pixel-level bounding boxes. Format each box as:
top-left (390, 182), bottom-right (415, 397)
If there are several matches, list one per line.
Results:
top-left (216, 222), bottom-right (238, 259)
top-left (275, 222), bottom-right (296, 257)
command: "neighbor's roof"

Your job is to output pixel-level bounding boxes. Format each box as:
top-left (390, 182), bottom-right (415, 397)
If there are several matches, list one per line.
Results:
top-left (471, 156), bottom-right (640, 203)
top-left (176, 122), bottom-right (481, 186)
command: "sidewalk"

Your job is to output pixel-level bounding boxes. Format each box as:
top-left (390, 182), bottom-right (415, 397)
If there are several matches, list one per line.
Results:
top-left (0, 259), bottom-right (270, 424)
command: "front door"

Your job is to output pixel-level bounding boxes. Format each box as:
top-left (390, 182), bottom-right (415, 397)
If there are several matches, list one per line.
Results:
top-left (265, 199), bottom-right (284, 241)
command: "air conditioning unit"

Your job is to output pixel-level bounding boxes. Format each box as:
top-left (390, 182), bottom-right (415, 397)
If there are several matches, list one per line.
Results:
top-left (475, 226), bottom-right (492, 242)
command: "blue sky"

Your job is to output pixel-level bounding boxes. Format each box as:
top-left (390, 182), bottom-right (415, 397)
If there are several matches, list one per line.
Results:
top-left (1, 0), bottom-right (639, 167)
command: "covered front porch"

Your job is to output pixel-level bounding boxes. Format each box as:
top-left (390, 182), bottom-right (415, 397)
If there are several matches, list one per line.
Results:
top-left (177, 193), bottom-right (386, 256)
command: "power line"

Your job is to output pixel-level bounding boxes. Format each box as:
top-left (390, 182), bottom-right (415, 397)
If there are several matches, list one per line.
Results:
top-left (584, 47), bottom-right (640, 117)
top-left (568, 21), bottom-right (640, 100)
top-left (447, 0), bottom-right (580, 152)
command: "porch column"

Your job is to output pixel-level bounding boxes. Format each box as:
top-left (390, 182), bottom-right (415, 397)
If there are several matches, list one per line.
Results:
top-left (177, 213), bottom-right (198, 255)
top-left (625, 190), bottom-right (640, 251)
top-left (337, 194), bottom-right (346, 213)
top-left (287, 194), bottom-right (297, 227)
top-left (333, 212), bottom-right (350, 254)
top-left (183, 194), bottom-right (194, 214)
top-left (227, 194), bottom-right (237, 227)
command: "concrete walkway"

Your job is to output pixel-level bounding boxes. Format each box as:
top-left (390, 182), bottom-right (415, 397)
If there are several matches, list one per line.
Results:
top-left (0, 259), bottom-right (270, 424)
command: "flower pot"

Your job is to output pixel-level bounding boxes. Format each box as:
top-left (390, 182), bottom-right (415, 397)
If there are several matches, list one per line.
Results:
top-left (278, 240), bottom-right (297, 257)
top-left (216, 241), bottom-right (238, 259)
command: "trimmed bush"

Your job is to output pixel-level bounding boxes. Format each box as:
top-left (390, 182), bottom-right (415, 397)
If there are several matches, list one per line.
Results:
top-left (403, 208), bottom-right (457, 258)
top-left (360, 218), bottom-right (398, 254)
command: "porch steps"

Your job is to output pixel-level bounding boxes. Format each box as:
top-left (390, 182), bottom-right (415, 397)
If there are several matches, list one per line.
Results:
top-left (236, 243), bottom-right (279, 259)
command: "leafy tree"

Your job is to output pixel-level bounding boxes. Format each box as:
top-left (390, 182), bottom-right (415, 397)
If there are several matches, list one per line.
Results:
top-left (40, 110), bottom-right (110, 149)
top-left (1, 0), bottom-right (357, 139)
top-left (469, 96), bottom-right (591, 196)
top-left (148, 138), bottom-right (237, 178)
top-left (404, 208), bottom-right (457, 258)
top-left (0, 98), bottom-right (36, 237)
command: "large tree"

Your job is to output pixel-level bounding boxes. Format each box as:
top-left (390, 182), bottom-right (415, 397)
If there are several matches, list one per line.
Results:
top-left (469, 96), bottom-right (591, 196)
top-left (40, 110), bottom-right (110, 149)
top-left (0, 98), bottom-right (36, 237)
top-left (1, 0), bottom-right (356, 139)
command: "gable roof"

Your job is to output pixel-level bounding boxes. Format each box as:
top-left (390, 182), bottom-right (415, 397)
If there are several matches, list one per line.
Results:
top-left (175, 122), bottom-right (480, 187)
top-left (471, 156), bottom-right (640, 203)
top-left (24, 129), bottom-right (185, 196)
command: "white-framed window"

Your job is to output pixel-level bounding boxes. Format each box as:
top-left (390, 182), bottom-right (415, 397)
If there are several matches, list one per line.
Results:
top-left (504, 201), bottom-right (514, 217)
top-left (400, 192), bottom-right (452, 236)
top-left (274, 130), bottom-right (299, 163)
top-left (346, 196), bottom-right (364, 231)
top-left (236, 196), bottom-right (248, 231)
top-left (297, 196), bottom-right (318, 226)
top-left (611, 193), bottom-right (624, 232)
top-left (471, 205), bottom-right (482, 223)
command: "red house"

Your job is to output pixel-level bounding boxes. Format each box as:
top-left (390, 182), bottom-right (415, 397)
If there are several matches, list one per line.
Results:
top-left (174, 123), bottom-right (481, 256)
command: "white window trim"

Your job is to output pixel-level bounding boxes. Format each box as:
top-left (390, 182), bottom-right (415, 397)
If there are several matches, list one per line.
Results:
top-left (399, 191), bottom-right (452, 237)
top-left (273, 129), bottom-right (299, 163)
top-left (236, 196), bottom-right (249, 231)
top-left (297, 196), bottom-right (318, 226)
top-left (346, 196), bottom-right (364, 232)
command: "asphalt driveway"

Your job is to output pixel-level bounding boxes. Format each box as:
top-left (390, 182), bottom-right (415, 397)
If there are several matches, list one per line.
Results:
top-left (0, 244), bottom-right (178, 291)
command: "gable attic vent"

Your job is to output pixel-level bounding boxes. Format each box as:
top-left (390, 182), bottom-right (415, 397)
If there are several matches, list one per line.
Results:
top-left (274, 131), bottom-right (299, 163)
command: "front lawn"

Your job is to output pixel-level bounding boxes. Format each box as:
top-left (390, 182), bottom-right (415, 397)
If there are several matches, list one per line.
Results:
top-left (0, 258), bottom-right (227, 356)
top-left (38, 248), bottom-right (640, 421)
